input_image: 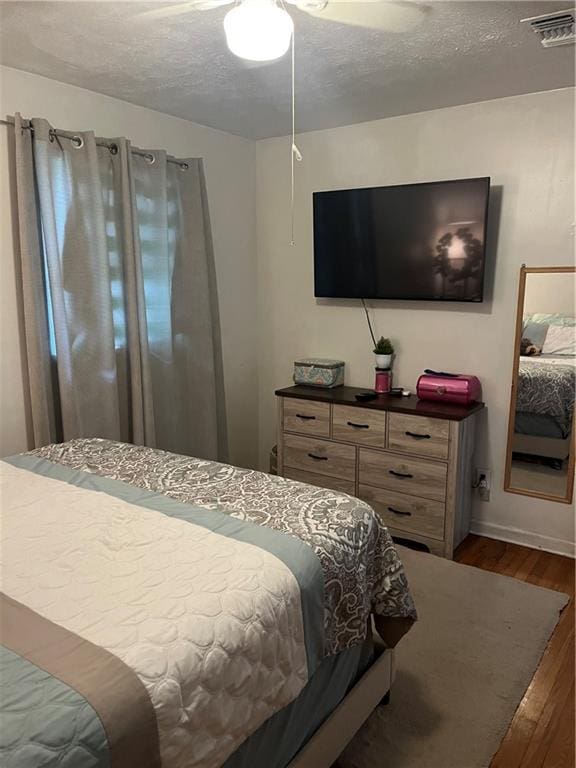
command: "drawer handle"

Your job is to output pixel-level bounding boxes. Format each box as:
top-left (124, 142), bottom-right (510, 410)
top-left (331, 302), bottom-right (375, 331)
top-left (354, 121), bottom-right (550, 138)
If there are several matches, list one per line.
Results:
top-left (308, 453), bottom-right (328, 461)
top-left (389, 470), bottom-right (414, 479)
top-left (388, 506), bottom-right (412, 517)
top-left (405, 431), bottom-right (431, 440)
top-left (296, 414), bottom-right (316, 421)
top-left (347, 421), bottom-right (370, 429)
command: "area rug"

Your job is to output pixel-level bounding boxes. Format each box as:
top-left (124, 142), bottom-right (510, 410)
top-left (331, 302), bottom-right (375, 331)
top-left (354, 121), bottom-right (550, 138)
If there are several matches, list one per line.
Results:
top-left (339, 545), bottom-right (570, 768)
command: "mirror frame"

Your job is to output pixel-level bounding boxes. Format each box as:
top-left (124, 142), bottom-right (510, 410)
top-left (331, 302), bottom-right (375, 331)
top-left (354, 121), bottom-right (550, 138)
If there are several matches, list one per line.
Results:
top-left (504, 265), bottom-right (575, 505)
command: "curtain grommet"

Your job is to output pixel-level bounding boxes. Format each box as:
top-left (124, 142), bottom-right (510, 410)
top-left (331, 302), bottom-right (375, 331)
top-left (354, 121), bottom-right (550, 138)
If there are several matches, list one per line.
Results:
top-left (49, 129), bottom-right (55, 143)
top-left (71, 136), bottom-right (84, 149)
top-left (110, 143), bottom-right (119, 156)
top-left (145, 153), bottom-right (155, 165)
top-left (179, 162), bottom-right (189, 171)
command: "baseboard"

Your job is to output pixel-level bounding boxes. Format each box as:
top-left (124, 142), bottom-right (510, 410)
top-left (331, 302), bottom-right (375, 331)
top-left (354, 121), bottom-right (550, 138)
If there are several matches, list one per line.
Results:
top-left (470, 519), bottom-right (575, 559)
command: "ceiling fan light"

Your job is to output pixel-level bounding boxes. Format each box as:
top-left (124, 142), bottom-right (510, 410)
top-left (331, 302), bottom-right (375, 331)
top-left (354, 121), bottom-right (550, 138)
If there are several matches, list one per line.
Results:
top-left (224, 0), bottom-right (294, 62)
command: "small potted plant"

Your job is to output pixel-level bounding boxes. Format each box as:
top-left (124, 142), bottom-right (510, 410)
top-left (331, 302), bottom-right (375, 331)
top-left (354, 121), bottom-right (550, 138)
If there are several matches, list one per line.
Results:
top-left (374, 337), bottom-right (394, 369)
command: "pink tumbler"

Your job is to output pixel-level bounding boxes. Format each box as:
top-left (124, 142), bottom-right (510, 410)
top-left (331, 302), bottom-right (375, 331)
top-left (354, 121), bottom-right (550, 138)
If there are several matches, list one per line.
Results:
top-left (375, 368), bottom-right (392, 394)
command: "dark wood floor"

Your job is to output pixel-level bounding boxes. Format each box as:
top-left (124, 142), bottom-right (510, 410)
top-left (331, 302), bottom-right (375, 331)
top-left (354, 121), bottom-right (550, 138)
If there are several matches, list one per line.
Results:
top-left (455, 535), bottom-right (575, 768)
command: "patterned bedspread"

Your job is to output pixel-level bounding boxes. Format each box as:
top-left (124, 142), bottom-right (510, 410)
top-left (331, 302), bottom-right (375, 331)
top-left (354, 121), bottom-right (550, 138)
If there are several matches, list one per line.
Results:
top-left (31, 438), bottom-right (416, 655)
top-left (1, 439), bottom-right (416, 768)
top-left (516, 356), bottom-right (575, 435)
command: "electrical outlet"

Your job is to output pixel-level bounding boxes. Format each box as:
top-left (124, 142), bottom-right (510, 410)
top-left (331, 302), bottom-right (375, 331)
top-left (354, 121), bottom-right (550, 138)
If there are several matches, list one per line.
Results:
top-left (474, 468), bottom-right (492, 502)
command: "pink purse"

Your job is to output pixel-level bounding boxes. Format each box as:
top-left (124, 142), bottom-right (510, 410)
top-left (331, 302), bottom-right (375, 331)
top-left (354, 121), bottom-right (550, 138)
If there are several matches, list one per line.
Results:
top-left (416, 369), bottom-right (482, 405)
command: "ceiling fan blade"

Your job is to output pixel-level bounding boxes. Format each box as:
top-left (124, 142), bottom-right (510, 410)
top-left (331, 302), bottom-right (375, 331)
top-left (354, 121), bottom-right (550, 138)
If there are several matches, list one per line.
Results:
top-left (135, 0), bottom-right (233, 20)
top-left (297, 1), bottom-right (428, 33)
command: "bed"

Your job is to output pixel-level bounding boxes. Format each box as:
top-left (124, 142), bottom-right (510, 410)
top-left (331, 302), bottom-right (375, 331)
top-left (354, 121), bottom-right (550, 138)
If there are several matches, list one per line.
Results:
top-left (514, 315), bottom-right (575, 462)
top-left (0, 438), bottom-right (416, 768)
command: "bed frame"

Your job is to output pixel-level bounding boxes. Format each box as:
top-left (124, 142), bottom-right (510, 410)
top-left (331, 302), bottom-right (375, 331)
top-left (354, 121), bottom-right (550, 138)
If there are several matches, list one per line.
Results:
top-left (512, 432), bottom-right (571, 461)
top-left (288, 636), bottom-right (394, 768)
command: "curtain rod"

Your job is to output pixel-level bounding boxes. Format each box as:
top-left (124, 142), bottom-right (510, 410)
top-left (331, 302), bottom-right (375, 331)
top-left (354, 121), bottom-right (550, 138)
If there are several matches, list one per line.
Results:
top-left (0, 117), bottom-right (189, 170)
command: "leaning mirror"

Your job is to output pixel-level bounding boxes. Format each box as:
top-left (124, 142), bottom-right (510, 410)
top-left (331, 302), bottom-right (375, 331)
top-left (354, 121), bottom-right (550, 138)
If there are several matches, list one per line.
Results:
top-left (505, 266), bottom-right (575, 504)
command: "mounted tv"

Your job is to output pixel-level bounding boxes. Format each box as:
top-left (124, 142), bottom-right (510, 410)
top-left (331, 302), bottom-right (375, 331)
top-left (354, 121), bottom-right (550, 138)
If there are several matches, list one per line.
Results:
top-left (313, 177), bottom-right (490, 301)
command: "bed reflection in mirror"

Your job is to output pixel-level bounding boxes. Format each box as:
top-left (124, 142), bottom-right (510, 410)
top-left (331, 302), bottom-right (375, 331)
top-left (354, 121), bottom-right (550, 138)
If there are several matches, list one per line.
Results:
top-left (505, 266), bottom-right (575, 504)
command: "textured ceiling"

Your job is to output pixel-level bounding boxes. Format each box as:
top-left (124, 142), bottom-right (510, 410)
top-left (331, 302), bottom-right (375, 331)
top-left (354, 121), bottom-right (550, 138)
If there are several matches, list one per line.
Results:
top-left (0, 1), bottom-right (574, 139)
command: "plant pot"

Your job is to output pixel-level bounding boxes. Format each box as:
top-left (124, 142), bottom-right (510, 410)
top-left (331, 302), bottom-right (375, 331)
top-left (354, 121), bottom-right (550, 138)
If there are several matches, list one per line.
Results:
top-left (375, 354), bottom-right (392, 369)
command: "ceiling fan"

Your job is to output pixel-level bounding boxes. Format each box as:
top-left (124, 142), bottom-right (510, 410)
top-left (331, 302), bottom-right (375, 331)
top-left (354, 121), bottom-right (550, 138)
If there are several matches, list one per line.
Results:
top-left (137, 0), bottom-right (427, 61)
top-left (136, 0), bottom-right (426, 244)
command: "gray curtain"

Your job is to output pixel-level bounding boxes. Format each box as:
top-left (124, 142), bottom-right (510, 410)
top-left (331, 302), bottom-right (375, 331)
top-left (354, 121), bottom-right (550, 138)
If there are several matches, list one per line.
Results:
top-left (13, 114), bottom-right (227, 461)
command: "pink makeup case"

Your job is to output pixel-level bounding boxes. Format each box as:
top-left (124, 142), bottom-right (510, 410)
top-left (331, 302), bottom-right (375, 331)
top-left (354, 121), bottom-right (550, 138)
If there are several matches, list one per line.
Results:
top-left (417, 370), bottom-right (482, 405)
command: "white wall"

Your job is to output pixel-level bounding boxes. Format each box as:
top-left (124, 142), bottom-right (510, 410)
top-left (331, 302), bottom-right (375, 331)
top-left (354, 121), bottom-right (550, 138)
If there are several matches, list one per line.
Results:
top-left (256, 88), bottom-right (576, 556)
top-left (0, 66), bottom-right (258, 469)
top-left (523, 271), bottom-right (575, 317)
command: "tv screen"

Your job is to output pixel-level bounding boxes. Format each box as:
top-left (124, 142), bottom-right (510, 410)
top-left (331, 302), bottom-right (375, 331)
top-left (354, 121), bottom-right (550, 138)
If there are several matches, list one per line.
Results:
top-left (313, 177), bottom-right (490, 301)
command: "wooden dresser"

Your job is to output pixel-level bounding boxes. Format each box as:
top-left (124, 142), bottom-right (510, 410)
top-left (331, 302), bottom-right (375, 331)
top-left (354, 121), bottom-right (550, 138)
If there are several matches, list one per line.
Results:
top-left (276, 385), bottom-right (484, 559)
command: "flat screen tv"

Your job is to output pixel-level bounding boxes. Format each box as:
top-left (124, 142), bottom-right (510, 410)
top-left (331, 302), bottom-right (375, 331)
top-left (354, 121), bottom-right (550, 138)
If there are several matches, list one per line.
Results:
top-left (313, 177), bottom-right (490, 301)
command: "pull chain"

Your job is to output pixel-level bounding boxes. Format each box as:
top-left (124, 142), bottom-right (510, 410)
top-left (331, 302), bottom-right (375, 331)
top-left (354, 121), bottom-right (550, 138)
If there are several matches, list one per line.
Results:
top-left (290, 27), bottom-right (302, 246)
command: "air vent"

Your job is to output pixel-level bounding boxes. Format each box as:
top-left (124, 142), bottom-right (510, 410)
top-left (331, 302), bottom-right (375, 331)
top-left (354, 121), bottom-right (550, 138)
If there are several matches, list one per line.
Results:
top-left (521, 8), bottom-right (575, 47)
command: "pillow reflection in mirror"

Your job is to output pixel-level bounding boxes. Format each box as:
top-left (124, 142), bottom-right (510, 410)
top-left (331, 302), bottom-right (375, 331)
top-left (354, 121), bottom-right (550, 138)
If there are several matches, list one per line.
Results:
top-left (522, 320), bottom-right (549, 349)
top-left (530, 313), bottom-right (576, 327)
top-left (542, 325), bottom-right (576, 356)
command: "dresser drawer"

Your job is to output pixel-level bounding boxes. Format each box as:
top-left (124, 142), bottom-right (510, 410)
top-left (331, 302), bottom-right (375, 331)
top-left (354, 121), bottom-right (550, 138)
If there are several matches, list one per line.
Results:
top-left (283, 399), bottom-right (330, 437)
top-left (359, 448), bottom-right (447, 502)
top-left (284, 435), bottom-right (356, 481)
top-left (332, 405), bottom-right (387, 447)
top-left (388, 413), bottom-right (450, 460)
top-left (359, 485), bottom-right (445, 541)
top-left (284, 467), bottom-right (356, 496)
